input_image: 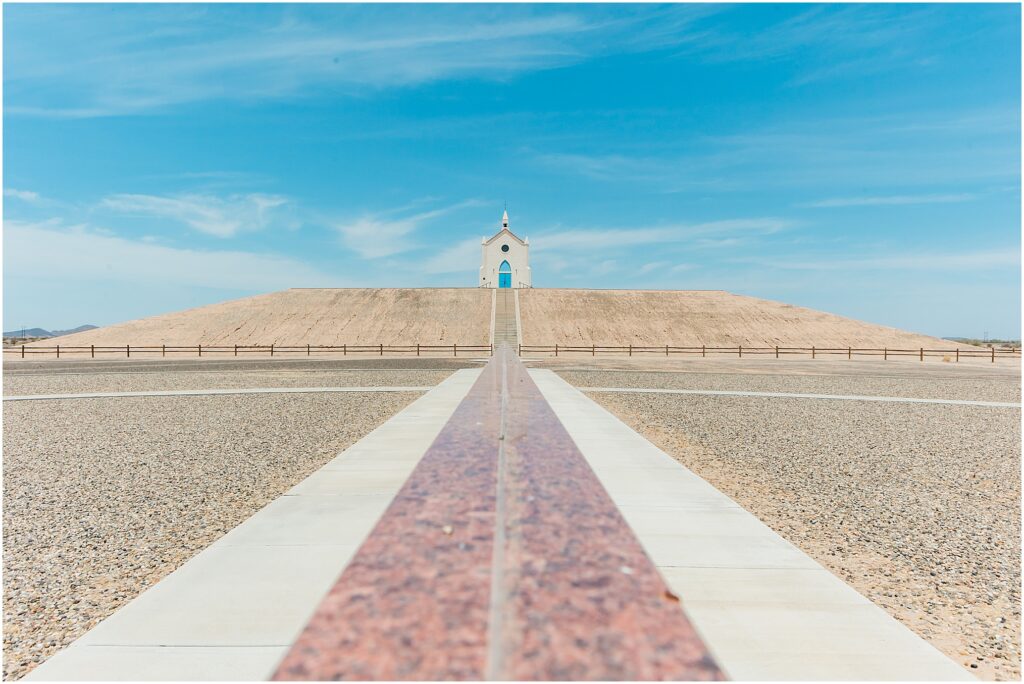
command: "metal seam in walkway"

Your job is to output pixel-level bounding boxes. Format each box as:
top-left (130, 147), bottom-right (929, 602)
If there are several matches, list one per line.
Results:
top-left (581, 386), bottom-right (1020, 408)
top-left (3, 387), bottom-right (434, 401)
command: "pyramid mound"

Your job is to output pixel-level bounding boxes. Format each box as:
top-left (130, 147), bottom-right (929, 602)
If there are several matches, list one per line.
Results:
top-left (518, 289), bottom-right (956, 348)
top-left (37, 287), bottom-right (960, 351)
top-left (43, 288), bottom-right (493, 347)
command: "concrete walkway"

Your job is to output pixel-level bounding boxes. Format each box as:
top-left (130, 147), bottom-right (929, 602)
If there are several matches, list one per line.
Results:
top-left (530, 369), bottom-right (973, 681)
top-left (25, 369), bottom-right (482, 681)
top-left (582, 386), bottom-right (1021, 408)
top-left (24, 364), bottom-right (977, 681)
top-left (4, 386), bottom-right (434, 402)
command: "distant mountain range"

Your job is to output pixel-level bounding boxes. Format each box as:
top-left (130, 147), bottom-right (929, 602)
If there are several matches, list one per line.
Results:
top-left (3, 325), bottom-right (99, 339)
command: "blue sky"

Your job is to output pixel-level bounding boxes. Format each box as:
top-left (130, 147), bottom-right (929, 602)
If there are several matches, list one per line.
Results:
top-left (3, 3), bottom-right (1020, 338)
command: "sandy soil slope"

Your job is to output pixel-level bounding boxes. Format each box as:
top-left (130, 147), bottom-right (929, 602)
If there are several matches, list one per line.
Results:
top-left (519, 289), bottom-right (966, 348)
top-left (30, 288), bottom-right (492, 347)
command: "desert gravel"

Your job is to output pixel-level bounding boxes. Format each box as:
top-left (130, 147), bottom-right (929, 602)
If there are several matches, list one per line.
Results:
top-left (558, 369), bottom-right (1021, 403)
top-left (3, 391), bottom-right (421, 680)
top-left (2, 369), bottom-right (453, 397)
top-left (581, 386), bottom-right (1020, 681)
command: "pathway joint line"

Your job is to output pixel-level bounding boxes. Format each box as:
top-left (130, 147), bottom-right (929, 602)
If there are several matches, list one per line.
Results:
top-left (484, 347), bottom-right (512, 681)
top-left (3, 386), bottom-right (434, 401)
top-left (581, 386), bottom-right (1020, 408)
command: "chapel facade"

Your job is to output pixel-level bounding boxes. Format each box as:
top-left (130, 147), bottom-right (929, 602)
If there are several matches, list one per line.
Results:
top-left (480, 210), bottom-right (531, 288)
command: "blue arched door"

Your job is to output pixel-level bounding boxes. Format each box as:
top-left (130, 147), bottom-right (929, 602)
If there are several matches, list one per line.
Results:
top-left (498, 260), bottom-right (512, 288)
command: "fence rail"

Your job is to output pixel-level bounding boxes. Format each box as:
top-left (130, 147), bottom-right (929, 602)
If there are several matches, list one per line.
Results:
top-left (518, 344), bottom-right (1021, 362)
top-left (5, 342), bottom-right (1020, 362)
top-left (5, 343), bottom-right (493, 359)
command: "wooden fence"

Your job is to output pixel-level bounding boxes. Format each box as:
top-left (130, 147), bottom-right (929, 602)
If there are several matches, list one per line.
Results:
top-left (5, 343), bottom-right (1020, 363)
top-left (5, 344), bottom-right (493, 358)
top-left (518, 344), bottom-right (1021, 362)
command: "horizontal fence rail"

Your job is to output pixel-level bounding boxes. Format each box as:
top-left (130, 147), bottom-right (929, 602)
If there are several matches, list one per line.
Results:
top-left (518, 344), bottom-right (1020, 362)
top-left (4, 343), bottom-right (493, 358)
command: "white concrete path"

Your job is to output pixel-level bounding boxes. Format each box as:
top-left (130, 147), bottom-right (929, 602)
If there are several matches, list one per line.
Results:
top-left (530, 369), bottom-right (974, 681)
top-left (583, 386), bottom-right (1020, 409)
top-left (25, 369), bottom-right (482, 681)
top-left (4, 386), bottom-right (433, 402)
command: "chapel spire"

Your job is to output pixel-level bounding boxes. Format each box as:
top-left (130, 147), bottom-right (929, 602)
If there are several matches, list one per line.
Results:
top-left (502, 209), bottom-right (509, 229)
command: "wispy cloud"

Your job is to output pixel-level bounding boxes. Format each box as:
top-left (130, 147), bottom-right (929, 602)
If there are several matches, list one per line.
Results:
top-left (101, 193), bottom-right (289, 238)
top-left (4, 188), bottom-right (41, 202)
top-left (677, 5), bottom-right (950, 86)
top-left (536, 218), bottom-right (790, 251)
top-left (741, 248), bottom-right (1019, 272)
top-left (5, 5), bottom-right (713, 117)
top-left (422, 237), bottom-right (482, 275)
top-left (4, 220), bottom-right (335, 290)
top-left (336, 200), bottom-right (483, 259)
top-left (638, 261), bottom-right (670, 274)
top-left (799, 193), bottom-right (978, 208)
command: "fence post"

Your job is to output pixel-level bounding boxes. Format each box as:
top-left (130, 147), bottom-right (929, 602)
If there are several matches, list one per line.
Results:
top-left (453, 343), bottom-right (457, 357)
top-left (812, 346), bottom-right (815, 359)
top-left (162, 344), bottom-right (166, 358)
top-left (702, 344), bottom-right (705, 358)
top-left (380, 343), bottom-right (384, 357)
top-left (920, 347), bottom-right (923, 362)
top-left (270, 344), bottom-right (274, 357)
top-left (199, 344), bottom-right (202, 357)
top-left (775, 345), bottom-right (779, 359)
top-left (738, 345), bottom-right (742, 358)
top-left (57, 345), bottom-right (60, 359)
top-left (555, 344), bottom-right (559, 357)
top-left (307, 344), bottom-right (310, 356)
top-left (125, 345), bottom-right (129, 358)
top-left (233, 344), bottom-right (237, 357)
top-left (91, 344), bottom-right (95, 359)
top-left (992, 347), bottom-right (996, 363)
top-left (848, 346), bottom-right (851, 360)
top-left (884, 347), bottom-right (887, 361)
top-left (629, 344), bottom-right (632, 357)
top-left (592, 344), bottom-right (596, 357)
top-left (21, 345), bottom-right (24, 359)
top-left (344, 344), bottom-right (347, 356)
top-left (956, 348), bottom-right (959, 363)
top-left (417, 343), bottom-right (420, 357)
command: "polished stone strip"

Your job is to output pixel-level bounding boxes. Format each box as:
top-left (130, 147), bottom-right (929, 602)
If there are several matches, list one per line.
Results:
top-left (3, 387), bottom-right (433, 401)
top-left (583, 386), bottom-right (1021, 408)
top-left (274, 346), bottom-right (723, 681)
top-left (274, 353), bottom-right (502, 680)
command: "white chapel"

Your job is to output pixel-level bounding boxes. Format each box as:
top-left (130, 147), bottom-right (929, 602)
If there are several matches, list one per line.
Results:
top-left (480, 210), bottom-right (531, 289)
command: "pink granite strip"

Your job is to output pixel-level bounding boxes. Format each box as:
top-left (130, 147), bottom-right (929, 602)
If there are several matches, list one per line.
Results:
top-left (273, 346), bottom-right (723, 681)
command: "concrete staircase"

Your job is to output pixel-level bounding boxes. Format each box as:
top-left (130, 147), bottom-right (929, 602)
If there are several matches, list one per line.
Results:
top-left (493, 289), bottom-right (519, 351)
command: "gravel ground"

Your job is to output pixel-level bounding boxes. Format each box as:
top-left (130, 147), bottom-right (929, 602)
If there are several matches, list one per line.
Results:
top-left (2, 369), bottom-right (453, 397)
top-left (580, 387), bottom-right (1020, 681)
top-left (557, 369), bottom-right (1022, 403)
top-left (3, 391), bottom-right (421, 680)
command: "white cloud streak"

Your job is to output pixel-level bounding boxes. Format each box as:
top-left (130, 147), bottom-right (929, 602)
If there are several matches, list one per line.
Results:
top-left (4, 221), bottom-right (335, 290)
top-left (101, 193), bottom-right (289, 238)
top-left (799, 193), bottom-right (978, 208)
top-left (743, 249), bottom-right (1019, 272)
top-left (536, 218), bottom-right (790, 251)
top-left (335, 200), bottom-right (482, 259)
top-left (4, 188), bottom-right (41, 202)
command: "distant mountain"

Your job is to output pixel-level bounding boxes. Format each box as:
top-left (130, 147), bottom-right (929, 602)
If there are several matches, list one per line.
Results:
top-left (3, 325), bottom-right (99, 339)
